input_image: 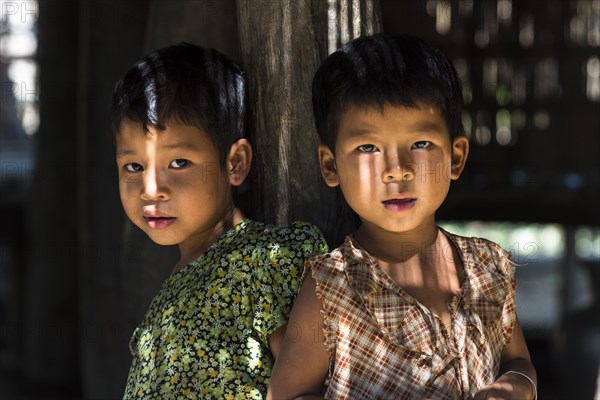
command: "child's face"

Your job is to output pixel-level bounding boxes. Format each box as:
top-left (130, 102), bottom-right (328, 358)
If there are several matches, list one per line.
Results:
top-left (319, 104), bottom-right (468, 235)
top-left (116, 121), bottom-right (234, 250)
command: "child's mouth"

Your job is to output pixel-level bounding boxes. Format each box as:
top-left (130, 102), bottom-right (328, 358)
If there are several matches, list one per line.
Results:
top-left (144, 216), bottom-right (177, 230)
top-left (381, 198), bottom-right (416, 212)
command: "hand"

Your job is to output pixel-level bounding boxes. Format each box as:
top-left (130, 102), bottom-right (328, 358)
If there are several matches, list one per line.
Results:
top-left (473, 372), bottom-right (535, 400)
top-left (472, 381), bottom-right (514, 400)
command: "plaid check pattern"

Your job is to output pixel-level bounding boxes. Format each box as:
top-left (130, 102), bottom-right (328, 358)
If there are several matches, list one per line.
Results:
top-left (305, 229), bottom-right (517, 400)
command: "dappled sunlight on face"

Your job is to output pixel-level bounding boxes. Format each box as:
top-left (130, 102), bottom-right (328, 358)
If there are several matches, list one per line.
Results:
top-left (334, 104), bottom-right (456, 237)
top-left (115, 121), bottom-right (233, 259)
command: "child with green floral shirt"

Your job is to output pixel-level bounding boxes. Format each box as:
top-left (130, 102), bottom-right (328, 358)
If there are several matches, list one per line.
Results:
top-left (111, 43), bottom-right (327, 399)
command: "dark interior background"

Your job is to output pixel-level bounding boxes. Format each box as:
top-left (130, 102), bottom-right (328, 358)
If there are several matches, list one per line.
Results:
top-left (1, 0), bottom-right (598, 399)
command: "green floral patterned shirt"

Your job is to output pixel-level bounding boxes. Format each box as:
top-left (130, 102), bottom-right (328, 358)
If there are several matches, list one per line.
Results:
top-left (123, 220), bottom-right (328, 399)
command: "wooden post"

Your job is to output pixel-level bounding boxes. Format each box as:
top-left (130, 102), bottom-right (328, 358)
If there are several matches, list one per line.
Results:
top-left (237, 0), bottom-right (381, 245)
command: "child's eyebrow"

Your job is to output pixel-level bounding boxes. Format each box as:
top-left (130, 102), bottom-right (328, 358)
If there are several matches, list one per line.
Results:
top-left (160, 142), bottom-right (200, 151)
top-left (116, 148), bottom-right (134, 156)
top-left (344, 120), bottom-right (445, 138)
top-left (345, 126), bottom-right (378, 138)
top-left (116, 142), bottom-right (199, 157)
top-left (406, 120), bottom-right (445, 133)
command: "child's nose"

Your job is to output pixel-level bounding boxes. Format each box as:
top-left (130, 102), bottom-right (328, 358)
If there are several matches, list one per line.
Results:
top-left (141, 169), bottom-right (169, 201)
top-left (382, 154), bottom-right (415, 183)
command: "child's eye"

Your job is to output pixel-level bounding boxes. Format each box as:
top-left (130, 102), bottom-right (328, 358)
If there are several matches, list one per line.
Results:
top-left (358, 144), bottom-right (379, 153)
top-left (412, 141), bottom-right (431, 150)
top-left (124, 163), bottom-right (143, 172)
top-left (169, 159), bottom-right (190, 169)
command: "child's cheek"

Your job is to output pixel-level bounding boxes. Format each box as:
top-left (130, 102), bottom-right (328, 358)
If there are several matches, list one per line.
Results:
top-left (120, 171), bottom-right (141, 186)
top-left (118, 173), bottom-right (141, 205)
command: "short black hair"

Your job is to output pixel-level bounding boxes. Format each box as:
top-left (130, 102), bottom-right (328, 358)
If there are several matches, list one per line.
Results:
top-left (111, 43), bottom-right (247, 164)
top-left (312, 33), bottom-right (464, 150)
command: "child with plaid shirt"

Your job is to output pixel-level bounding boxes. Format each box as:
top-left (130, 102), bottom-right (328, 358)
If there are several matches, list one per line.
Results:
top-left (268, 34), bottom-right (537, 400)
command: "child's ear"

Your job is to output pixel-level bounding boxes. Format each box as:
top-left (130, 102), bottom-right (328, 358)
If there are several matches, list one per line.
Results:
top-left (226, 138), bottom-right (252, 186)
top-left (318, 144), bottom-right (340, 187)
top-left (450, 135), bottom-right (469, 180)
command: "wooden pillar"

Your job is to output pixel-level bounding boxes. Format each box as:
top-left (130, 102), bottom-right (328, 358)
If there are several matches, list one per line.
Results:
top-left (237, 0), bottom-right (381, 246)
top-left (144, 0), bottom-right (240, 59)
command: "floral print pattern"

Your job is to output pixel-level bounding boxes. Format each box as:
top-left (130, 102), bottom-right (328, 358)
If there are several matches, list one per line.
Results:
top-left (124, 220), bottom-right (328, 399)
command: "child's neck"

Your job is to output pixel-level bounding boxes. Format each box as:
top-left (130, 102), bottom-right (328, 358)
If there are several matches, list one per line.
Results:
top-left (173, 207), bottom-right (245, 274)
top-left (353, 219), bottom-right (439, 263)
top-left (354, 219), bottom-right (464, 330)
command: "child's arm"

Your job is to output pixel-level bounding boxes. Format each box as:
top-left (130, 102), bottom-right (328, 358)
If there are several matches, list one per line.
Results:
top-left (473, 317), bottom-right (537, 400)
top-left (268, 324), bottom-right (286, 360)
top-left (267, 274), bottom-right (330, 400)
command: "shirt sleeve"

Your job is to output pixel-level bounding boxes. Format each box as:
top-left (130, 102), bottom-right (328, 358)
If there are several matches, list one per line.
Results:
top-left (251, 221), bottom-right (329, 346)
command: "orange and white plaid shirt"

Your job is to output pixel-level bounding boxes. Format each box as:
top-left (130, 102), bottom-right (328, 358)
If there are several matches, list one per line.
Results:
top-left (305, 228), bottom-right (517, 400)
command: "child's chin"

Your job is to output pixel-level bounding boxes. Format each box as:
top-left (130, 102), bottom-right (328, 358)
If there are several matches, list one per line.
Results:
top-left (149, 237), bottom-right (179, 246)
top-left (142, 230), bottom-right (180, 246)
